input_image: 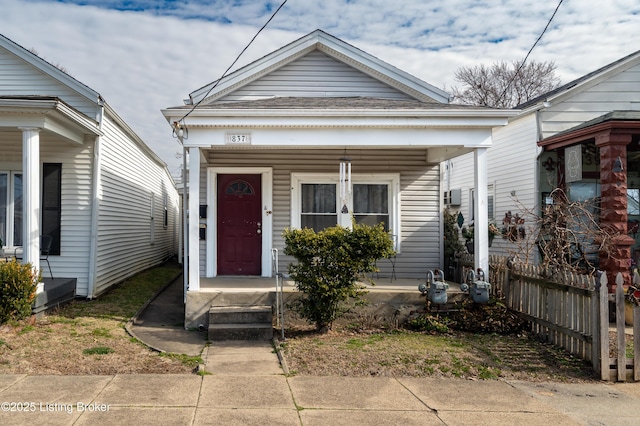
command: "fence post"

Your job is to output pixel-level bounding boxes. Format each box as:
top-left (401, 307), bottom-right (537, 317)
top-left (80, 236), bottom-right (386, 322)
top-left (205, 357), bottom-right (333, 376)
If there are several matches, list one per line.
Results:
top-left (598, 272), bottom-right (609, 381)
top-left (615, 273), bottom-right (627, 381)
top-left (634, 271), bottom-right (640, 381)
top-left (504, 258), bottom-right (511, 307)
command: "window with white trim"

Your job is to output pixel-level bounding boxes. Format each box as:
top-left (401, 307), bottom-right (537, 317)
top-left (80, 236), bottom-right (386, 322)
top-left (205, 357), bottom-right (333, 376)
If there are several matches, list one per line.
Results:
top-left (0, 172), bottom-right (22, 248)
top-left (469, 184), bottom-right (495, 222)
top-left (292, 173), bottom-right (400, 248)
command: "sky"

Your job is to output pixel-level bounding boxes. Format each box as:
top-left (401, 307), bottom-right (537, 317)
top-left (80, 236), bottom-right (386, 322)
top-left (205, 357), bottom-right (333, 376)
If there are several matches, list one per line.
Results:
top-left (2, 0), bottom-right (640, 180)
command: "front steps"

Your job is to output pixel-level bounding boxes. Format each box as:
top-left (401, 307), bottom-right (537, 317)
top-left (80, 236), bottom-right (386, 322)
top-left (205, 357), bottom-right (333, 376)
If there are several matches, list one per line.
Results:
top-left (208, 305), bottom-right (273, 341)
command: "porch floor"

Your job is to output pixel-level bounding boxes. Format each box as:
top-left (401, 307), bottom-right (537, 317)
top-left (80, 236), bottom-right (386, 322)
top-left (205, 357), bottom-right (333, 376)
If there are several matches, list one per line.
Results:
top-left (197, 275), bottom-right (425, 293)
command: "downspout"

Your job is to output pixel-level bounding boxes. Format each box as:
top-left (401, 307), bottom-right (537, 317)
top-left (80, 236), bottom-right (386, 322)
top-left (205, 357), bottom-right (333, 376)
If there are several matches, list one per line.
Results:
top-left (438, 158), bottom-right (445, 272)
top-left (86, 101), bottom-right (104, 299)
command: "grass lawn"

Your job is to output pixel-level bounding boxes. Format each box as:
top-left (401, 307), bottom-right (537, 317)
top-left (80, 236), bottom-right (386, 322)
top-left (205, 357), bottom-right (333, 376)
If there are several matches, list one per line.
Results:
top-left (0, 259), bottom-right (200, 375)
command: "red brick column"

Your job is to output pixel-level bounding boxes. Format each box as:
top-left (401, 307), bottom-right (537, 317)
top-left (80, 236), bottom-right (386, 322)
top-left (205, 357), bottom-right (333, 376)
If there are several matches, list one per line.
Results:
top-left (596, 132), bottom-right (634, 291)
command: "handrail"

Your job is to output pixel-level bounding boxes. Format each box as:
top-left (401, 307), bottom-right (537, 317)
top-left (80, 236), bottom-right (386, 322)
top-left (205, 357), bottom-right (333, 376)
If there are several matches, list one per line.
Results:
top-left (271, 248), bottom-right (285, 340)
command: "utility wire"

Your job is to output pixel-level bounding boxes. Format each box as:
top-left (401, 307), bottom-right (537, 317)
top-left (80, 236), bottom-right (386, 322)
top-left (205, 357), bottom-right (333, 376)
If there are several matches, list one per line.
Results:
top-left (497, 0), bottom-right (564, 106)
top-left (173, 0), bottom-right (289, 131)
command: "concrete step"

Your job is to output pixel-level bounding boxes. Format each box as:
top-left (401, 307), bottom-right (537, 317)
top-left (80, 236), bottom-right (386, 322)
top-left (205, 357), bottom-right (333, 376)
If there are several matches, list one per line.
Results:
top-left (208, 305), bottom-right (273, 341)
top-left (209, 305), bottom-right (272, 324)
top-left (208, 323), bottom-right (273, 341)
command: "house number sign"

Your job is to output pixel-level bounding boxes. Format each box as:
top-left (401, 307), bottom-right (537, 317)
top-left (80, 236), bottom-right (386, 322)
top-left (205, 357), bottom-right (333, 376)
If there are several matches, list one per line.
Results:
top-left (565, 145), bottom-right (582, 183)
top-left (226, 133), bottom-right (251, 145)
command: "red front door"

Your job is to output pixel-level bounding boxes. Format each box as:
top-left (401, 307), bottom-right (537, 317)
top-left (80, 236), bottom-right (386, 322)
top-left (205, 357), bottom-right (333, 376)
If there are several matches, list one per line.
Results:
top-left (217, 174), bottom-right (262, 275)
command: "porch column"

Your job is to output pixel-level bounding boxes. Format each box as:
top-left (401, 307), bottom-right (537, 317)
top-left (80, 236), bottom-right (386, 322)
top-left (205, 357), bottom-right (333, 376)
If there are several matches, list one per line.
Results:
top-left (473, 147), bottom-right (489, 275)
top-left (20, 127), bottom-right (41, 283)
top-left (187, 147), bottom-right (200, 291)
top-left (596, 132), bottom-right (634, 290)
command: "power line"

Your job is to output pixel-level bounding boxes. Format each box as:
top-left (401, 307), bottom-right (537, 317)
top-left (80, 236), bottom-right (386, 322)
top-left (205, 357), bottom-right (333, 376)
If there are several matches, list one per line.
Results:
top-left (497, 0), bottom-right (564, 106)
top-left (172, 0), bottom-right (289, 136)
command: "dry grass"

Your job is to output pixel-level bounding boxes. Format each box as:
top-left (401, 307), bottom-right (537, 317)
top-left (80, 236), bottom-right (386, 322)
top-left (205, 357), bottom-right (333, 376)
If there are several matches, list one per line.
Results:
top-left (0, 260), bottom-right (198, 375)
top-left (280, 321), bottom-right (599, 382)
top-left (0, 262), bottom-right (606, 381)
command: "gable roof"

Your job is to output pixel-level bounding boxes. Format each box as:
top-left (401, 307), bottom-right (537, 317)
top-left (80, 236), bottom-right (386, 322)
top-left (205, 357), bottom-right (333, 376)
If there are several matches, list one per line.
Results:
top-left (516, 49), bottom-right (640, 111)
top-left (0, 33), bottom-right (101, 104)
top-left (188, 29), bottom-right (451, 105)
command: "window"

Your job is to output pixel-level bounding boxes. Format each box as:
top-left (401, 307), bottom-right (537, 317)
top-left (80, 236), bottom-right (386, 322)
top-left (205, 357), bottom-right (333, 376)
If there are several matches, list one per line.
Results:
top-left (0, 165), bottom-right (62, 252)
top-left (0, 172), bottom-right (22, 248)
top-left (469, 184), bottom-right (495, 222)
top-left (629, 189), bottom-right (640, 216)
top-left (150, 192), bottom-right (155, 244)
top-left (292, 173), bottom-right (400, 247)
top-left (163, 193), bottom-right (169, 228)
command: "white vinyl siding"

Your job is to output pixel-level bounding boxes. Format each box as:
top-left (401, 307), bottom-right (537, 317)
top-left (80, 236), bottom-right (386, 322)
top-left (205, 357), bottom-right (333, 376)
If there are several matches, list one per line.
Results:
top-left (217, 51), bottom-right (414, 102)
top-left (540, 62), bottom-right (640, 138)
top-left (446, 114), bottom-right (539, 258)
top-left (93, 114), bottom-right (178, 296)
top-left (0, 48), bottom-right (97, 118)
top-left (202, 148), bottom-right (439, 279)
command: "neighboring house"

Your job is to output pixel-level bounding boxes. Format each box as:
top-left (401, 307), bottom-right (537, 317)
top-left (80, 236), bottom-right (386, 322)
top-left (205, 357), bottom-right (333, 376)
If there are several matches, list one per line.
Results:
top-left (0, 34), bottom-right (179, 309)
top-left (162, 30), bottom-right (516, 328)
top-left (446, 49), bottom-right (640, 288)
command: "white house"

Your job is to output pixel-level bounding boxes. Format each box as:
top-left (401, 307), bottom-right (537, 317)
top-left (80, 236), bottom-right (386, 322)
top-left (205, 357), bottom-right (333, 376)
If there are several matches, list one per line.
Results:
top-left (446, 50), bottom-right (640, 287)
top-left (162, 30), bottom-right (516, 328)
top-left (0, 34), bottom-right (179, 310)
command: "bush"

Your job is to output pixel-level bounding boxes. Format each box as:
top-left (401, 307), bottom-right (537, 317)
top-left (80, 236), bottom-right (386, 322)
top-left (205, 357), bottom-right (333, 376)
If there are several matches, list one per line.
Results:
top-left (284, 223), bottom-right (395, 331)
top-left (0, 260), bottom-right (39, 323)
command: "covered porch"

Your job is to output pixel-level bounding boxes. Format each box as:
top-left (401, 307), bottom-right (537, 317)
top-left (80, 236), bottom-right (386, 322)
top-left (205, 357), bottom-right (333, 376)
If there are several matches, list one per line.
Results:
top-left (538, 111), bottom-right (640, 290)
top-left (0, 97), bottom-right (101, 306)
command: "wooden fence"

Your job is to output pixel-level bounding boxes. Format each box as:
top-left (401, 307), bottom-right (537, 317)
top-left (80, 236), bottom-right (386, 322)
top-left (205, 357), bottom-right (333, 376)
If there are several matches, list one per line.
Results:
top-left (454, 254), bottom-right (639, 381)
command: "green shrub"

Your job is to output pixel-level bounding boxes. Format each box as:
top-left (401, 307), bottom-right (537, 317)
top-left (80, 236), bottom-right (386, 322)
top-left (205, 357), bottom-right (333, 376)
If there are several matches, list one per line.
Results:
top-left (0, 260), bottom-right (39, 323)
top-left (284, 222), bottom-right (395, 331)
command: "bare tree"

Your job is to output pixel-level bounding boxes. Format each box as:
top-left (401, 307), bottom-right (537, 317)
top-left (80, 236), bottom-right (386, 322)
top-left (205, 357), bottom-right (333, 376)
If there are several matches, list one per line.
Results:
top-left (450, 60), bottom-right (561, 108)
top-left (28, 48), bottom-right (70, 75)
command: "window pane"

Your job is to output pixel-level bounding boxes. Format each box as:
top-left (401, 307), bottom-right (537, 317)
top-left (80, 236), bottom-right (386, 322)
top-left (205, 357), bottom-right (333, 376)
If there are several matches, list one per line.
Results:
top-left (629, 189), bottom-right (640, 215)
top-left (14, 174), bottom-right (22, 247)
top-left (354, 184), bottom-right (388, 213)
top-left (301, 215), bottom-right (337, 232)
top-left (0, 174), bottom-right (6, 245)
top-left (355, 214), bottom-right (389, 231)
top-left (302, 184), bottom-right (336, 213)
top-left (301, 184), bottom-right (337, 231)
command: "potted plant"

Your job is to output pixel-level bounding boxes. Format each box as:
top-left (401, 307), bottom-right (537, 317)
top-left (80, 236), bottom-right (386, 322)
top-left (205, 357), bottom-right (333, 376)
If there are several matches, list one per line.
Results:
top-left (462, 223), bottom-right (500, 253)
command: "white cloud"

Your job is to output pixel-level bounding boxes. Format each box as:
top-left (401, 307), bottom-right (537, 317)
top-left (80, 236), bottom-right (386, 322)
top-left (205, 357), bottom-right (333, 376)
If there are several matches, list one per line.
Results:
top-left (3, 0), bottom-right (640, 177)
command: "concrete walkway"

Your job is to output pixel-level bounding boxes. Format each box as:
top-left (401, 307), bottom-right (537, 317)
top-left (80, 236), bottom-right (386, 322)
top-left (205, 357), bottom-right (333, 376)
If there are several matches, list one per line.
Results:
top-left (2, 276), bottom-right (639, 425)
top-left (1, 372), bottom-right (640, 425)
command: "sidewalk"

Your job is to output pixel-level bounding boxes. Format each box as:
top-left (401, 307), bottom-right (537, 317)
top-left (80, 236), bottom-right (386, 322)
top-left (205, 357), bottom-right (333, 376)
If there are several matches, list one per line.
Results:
top-left (1, 276), bottom-right (639, 425)
top-left (1, 371), bottom-right (639, 425)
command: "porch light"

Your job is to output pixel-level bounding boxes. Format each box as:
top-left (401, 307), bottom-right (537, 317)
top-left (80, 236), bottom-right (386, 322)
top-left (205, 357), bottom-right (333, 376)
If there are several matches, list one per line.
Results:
top-left (339, 153), bottom-right (351, 214)
top-left (613, 156), bottom-right (624, 172)
top-left (172, 121), bottom-right (188, 141)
